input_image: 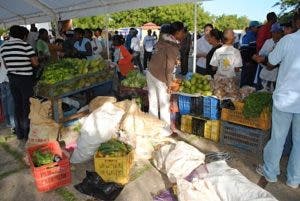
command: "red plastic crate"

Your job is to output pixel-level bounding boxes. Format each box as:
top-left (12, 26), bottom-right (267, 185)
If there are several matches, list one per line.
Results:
top-left (27, 141), bottom-right (71, 192)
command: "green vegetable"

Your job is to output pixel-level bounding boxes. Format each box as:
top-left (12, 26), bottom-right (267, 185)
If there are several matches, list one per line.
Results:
top-left (39, 58), bottom-right (107, 85)
top-left (32, 149), bottom-right (54, 167)
top-left (121, 70), bottom-right (147, 88)
top-left (243, 92), bottom-right (272, 118)
top-left (98, 139), bottom-right (132, 157)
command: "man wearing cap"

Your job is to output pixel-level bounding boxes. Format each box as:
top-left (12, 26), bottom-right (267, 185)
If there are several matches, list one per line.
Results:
top-left (253, 12), bottom-right (277, 89)
top-left (241, 21), bottom-right (261, 46)
top-left (255, 23), bottom-right (284, 92)
top-left (254, 13), bottom-right (300, 189)
top-left (240, 21), bottom-right (261, 87)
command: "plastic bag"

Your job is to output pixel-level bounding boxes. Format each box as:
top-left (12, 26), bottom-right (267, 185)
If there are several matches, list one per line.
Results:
top-left (70, 102), bottom-right (124, 163)
top-left (74, 171), bottom-right (123, 201)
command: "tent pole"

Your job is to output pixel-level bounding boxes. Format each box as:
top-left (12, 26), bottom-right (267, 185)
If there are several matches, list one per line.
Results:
top-left (193, 0), bottom-right (198, 73)
top-left (105, 13), bottom-right (110, 60)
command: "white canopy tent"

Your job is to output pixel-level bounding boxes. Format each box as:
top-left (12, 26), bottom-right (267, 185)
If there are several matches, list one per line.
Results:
top-left (0, 0), bottom-right (200, 72)
top-left (0, 0), bottom-right (197, 27)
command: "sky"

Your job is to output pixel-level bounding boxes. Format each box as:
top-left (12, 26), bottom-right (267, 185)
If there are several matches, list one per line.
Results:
top-left (201, 0), bottom-right (282, 22)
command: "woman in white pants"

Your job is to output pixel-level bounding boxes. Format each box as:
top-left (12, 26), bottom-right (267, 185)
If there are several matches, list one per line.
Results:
top-left (146, 21), bottom-right (185, 134)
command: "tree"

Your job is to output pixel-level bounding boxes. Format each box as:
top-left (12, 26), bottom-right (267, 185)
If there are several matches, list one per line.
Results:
top-left (274, 0), bottom-right (300, 22)
top-left (73, 3), bottom-right (249, 31)
top-left (214, 15), bottom-right (249, 31)
top-left (275, 0), bottom-right (300, 12)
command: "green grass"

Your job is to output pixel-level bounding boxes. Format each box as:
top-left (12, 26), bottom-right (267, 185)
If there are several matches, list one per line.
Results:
top-left (56, 188), bottom-right (77, 201)
top-left (0, 141), bottom-right (26, 180)
top-left (0, 167), bottom-right (24, 180)
top-left (0, 142), bottom-right (24, 163)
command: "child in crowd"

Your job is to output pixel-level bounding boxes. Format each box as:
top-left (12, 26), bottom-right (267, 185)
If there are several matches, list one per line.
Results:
top-left (210, 29), bottom-right (243, 79)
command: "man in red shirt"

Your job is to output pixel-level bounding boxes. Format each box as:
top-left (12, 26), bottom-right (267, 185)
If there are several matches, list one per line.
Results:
top-left (256, 12), bottom-right (277, 52)
top-left (254, 12), bottom-right (277, 89)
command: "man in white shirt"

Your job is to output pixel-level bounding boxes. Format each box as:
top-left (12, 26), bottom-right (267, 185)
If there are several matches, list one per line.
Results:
top-left (196, 24), bottom-right (213, 74)
top-left (257, 23), bottom-right (284, 92)
top-left (130, 29), bottom-right (143, 72)
top-left (26, 24), bottom-right (38, 50)
top-left (143, 29), bottom-right (156, 69)
top-left (256, 13), bottom-right (300, 189)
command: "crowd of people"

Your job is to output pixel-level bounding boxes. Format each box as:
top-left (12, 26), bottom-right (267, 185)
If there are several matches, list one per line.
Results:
top-left (0, 24), bottom-right (158, 142)
top-left (194, 11), bottom-right (300, 189)
top-left (0, 8), bottom-right (299, 189)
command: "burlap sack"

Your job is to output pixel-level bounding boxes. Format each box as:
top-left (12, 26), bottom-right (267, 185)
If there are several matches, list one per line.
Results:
top-left (27, 98), bottom-right (61, 147)
top-left (26, 121), bottom-right (60, 147)
top-left (89, 96), bottom-right (117, 112)
top-left (119, 101), bottom-right (166, 137)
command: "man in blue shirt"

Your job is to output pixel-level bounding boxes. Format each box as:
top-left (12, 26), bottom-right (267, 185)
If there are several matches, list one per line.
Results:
top-left (125, 28), bottom-right (135, 53)
top-left (242, 21), bottom-right (261, 46)
top-left (240, 21), bottom-right (261, 87)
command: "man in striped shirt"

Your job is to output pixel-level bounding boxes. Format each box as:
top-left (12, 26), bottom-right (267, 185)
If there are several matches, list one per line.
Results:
top-left (0, 25), bottom-right (39, 141)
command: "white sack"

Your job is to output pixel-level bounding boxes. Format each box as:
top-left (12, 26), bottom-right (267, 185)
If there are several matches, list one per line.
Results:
top-left (153, 141), bottom-right (205, 183)
top-left (70, 102), bottom-right (125, 163)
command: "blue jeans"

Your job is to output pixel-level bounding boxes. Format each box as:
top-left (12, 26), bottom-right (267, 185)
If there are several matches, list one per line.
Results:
top-left (263, 106), bottom-right (300, 185)
top-left (0, 82), bottom-right (15, 128)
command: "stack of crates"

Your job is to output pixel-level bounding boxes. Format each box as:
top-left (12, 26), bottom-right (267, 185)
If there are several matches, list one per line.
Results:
top-left (178, 95), bottom-right (221, 142)
top-left (220, 101), bottom-right (271, 154)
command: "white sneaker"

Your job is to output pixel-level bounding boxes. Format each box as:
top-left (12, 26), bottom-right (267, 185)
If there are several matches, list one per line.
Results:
top-left (256, 164), bottom-right (277, 183)
top-left (286, 182), bottom-right (299, 189)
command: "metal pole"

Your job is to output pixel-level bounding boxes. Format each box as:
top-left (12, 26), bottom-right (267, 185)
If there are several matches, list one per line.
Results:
top-left (105, 13), bottom-right (110, 60)
top-left (193, 0), bottom-right (198, 73)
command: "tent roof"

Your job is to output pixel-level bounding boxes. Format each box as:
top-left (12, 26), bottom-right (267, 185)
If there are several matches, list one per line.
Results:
top-left (0, 0), bottom-right (195, 27)
top-left (141, 22), bottom-right (160, 30)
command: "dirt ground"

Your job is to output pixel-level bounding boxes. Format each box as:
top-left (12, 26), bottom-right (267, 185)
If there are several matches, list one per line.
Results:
top-left (0, 124), bottom-right (299, 201)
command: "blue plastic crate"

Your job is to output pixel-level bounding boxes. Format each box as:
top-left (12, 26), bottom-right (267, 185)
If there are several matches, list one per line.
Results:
top-left (203, 96), bottom-right (220, 120)
top-left (178, 95), bottom-right (191, 115)
top-left (220, 121), bottom-right (270, 154)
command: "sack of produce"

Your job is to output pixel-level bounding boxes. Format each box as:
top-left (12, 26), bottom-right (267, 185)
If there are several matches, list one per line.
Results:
top-left (27, 98), bottom-right (61, 147)
top-left (89, 96), bottom-right (117, 112)
top-left (153, 141), bottom-right (205, 183)
top-left (27, 122), bottom-right (60, 147)
top-left (70, 102), bottom-right (124, 163)
top-left (212, 75), bottom-right (240, 101)
top-left (29, 98), bottom-right (52, 123)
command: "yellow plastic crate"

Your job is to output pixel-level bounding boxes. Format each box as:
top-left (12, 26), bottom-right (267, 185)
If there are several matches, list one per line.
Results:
top-left (94, 151), bottom-right (134, 185)
top-left (181, 115), bottom-right (220, 142)
top-left (221, 101), bottom-right (271, 130)
top-left (180, 115), bottom-right (193, 134)
top-left (204, 120), bottom-right (221, 142)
